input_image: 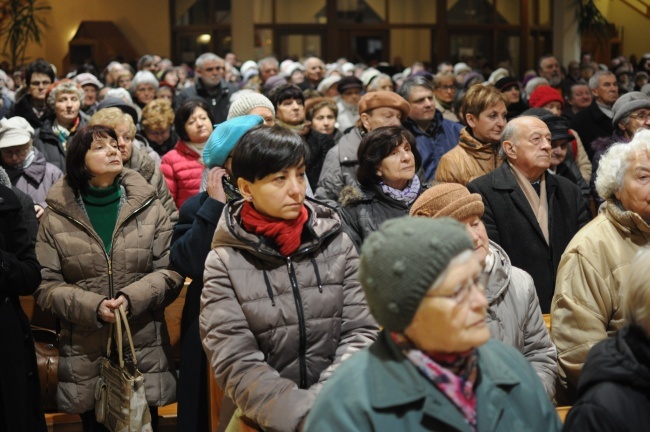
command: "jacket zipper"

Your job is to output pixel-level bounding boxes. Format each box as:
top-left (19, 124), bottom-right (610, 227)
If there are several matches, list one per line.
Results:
top-left (286, 257), bottom-right (308, 389)
top-left (49, 196), bottom-right (154, 299)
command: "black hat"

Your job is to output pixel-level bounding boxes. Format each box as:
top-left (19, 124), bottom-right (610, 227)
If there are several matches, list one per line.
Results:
top-left (96, 97), bottom-right (139, 125)
top-left (539, 114), bottom-right (573, 144)
top-left (495, 76), bottom-right (519, 92)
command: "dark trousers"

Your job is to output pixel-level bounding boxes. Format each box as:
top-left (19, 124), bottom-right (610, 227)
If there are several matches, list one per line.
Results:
top-left (80, 407), bottom-right (159, 432)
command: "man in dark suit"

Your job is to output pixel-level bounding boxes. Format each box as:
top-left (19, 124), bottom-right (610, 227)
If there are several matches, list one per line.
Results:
top-left (468, 116), bottom-right (590, 312)
top-left (570, 71), bottom-right (619, 161)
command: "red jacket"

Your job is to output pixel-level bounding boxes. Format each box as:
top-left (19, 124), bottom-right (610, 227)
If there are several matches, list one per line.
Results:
top-left (161, 140), bottom-right (204, 209)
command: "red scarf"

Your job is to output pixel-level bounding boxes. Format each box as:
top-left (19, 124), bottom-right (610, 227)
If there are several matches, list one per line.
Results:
top-left (240, 201), bottom-right (309, 256)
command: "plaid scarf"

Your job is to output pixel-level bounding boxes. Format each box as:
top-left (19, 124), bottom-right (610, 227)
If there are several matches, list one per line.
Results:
top-left (391, 332), bottom-right (478, 431)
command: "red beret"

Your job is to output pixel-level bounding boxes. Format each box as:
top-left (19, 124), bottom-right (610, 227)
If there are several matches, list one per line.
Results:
top-left (529, 85), bottom-right (564, 109)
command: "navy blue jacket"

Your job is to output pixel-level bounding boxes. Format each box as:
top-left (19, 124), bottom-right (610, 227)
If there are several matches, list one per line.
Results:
top-left (169, 191), bottom-right (226, 432)
top-left (403, 112), bottom-right (462, 182)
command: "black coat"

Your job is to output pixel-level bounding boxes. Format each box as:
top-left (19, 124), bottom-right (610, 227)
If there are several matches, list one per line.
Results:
top-left (305, 129), bottom-right (335, 188)
top-left (7, 94), bottom-right (50, 129)
top-left (467, 163), bottom-right (589, 312)
top-left (569, 100), bottom-right (614, 162)
top-left (33, 114), bottom-right (89, 172)
top-left (563, 325), bottom-right (650, 432)
top-left (170, 191), bottom-right (226, 432)
top-left (0, 184), bottom-right (46, 432)
top-left (341, 183), bottom-right (424, 250)
top-left (175, 79), bottom-right (237, 125)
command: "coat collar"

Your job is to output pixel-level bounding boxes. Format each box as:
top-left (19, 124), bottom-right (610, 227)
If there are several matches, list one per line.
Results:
top-left (490, 162), bottom-right (557, 244)
top-left (368, 332), bottom-right (521, 431)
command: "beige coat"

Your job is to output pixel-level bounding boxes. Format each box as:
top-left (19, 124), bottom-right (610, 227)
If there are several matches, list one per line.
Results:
top-left (435, 127), bottom-right (502, 185)
top-left (200, 199), bottom-right (378, 432)
top-left (35, 169), bottom-right (184, 413)
top-left (551, 201), bottom-right (650, 399)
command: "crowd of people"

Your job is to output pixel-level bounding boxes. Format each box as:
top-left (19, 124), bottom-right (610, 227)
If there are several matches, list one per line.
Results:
top-left (0, 48), bottom-right (649, 432)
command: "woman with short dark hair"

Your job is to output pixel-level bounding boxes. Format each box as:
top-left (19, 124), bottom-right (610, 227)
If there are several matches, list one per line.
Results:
top-left (35, 124), bottom-right (183, 431)
top-left (161, 100), bottom-right (215, 208)
top-left (199, 124), bottom-right (378, 431)
top-left (341, 125), bottom-right (425, 248)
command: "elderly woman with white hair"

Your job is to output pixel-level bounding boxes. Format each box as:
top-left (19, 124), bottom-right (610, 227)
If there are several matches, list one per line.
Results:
top-left (551, 128), bottom-right (650, 403)
top-left (33, 79), bottom-right (89, 171)
top-left (130, 70), bottom-right (159, 109)
top-left (564, 249), bottom-right (650, 430)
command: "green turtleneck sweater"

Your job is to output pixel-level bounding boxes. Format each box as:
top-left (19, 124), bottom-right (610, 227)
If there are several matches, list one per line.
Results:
top-left (83, 180), bottom-right (121, 253)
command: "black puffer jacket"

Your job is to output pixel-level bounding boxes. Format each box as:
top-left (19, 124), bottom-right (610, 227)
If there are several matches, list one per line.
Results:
top-left (340, 182), bottom-right (425, 250)
top-left (563, 325), bottom-right (650, 431)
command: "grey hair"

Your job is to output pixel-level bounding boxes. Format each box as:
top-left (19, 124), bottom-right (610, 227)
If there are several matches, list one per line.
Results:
top-left (258, 56), bottom-right (279, 69)
top-left (366, 73), bottom-right (392, 91)
top-left (195, 53), bottom-right (222, 69)
top-left (106, 87), bottom-right (133, 104)
top-left (622, 248), bottom-right (650, 335)
top-left (130, 70), bottom-right (159, 92)
top-left (46, 81), bottom-right (85, 110)
top-left (428, 250), bottom-right (475, 293)
top-left (397, 76), bottom-right (434, 101)
top-left (498, 117), bottom-right (527, 160)
top-left (589, 71), bottom-right (614, 90)
top-left (595, 129), bottom-right (650, 201)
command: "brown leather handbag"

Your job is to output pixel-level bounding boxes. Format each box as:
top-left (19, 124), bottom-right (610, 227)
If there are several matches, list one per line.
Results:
top-left (32, 326), bottom-right (59, 413)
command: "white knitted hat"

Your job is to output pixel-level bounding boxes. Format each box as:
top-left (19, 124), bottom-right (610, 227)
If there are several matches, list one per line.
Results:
top-left (227, 90), bottom-right (275, 120)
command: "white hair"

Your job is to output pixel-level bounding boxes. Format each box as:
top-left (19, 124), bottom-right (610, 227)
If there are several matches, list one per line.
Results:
top-left (596, 129), bottom-right (650, 201)
top-left (106, 87), bottom-right (133, 104)
top-left (130, 70), bottom-right (159, 92)
top-left (195, 53), bottom-right (222, 69)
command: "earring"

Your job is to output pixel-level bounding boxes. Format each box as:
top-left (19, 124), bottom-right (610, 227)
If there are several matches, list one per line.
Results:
top-left (248, 196), bottom-right (253, 201)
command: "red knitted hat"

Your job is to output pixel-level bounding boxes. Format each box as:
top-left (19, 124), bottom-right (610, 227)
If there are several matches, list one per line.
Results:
top-left (529, 85), bottom-right (564, 109)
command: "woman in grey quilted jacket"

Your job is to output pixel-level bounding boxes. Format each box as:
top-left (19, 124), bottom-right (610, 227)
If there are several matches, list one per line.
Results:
top-left (410, 183), bottom-right (557, 399)
top-left (35, 125), bottom-right (184, 431)
top-left (199, 125), bottom-right (379, 432)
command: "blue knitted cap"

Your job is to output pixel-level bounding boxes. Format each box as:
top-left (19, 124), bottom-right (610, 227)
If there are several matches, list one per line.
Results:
top-left (203, 115), bottom-right (264, 168)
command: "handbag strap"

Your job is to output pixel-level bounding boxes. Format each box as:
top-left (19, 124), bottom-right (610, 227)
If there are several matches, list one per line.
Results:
top-left (104, 304), bottom-right (138, 369)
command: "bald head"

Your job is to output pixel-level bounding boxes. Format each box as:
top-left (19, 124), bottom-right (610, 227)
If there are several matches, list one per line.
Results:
top-left (502, 116), bottom-right (553, 181)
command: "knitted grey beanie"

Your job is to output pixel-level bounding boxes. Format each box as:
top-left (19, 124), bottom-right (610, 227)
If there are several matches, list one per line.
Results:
top-left (359, 217), bottom-right (474, 332)
top-left (612, 91), bottom-right (650, 127)
top-left (227, 91), bottom-right (275, 120)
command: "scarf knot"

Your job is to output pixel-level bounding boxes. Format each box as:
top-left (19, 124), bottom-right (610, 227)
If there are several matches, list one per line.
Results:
top-left (240, 201), bottom-right (309, 256)
top-left (380, 175), bottom-right (421, 204)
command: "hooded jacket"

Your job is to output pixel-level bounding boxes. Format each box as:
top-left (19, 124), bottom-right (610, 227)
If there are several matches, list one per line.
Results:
top-left (435, 127), bottom-right (502, 185)
top-left (563, 325), bottom-right (650, 431)
top-left (199, 199), bottom-right (378, 432)
top-left (3, 148), bottom-right (62, 208)
top-left (35, 169), bottom-right (184, 413)
top-left (485, 241), bottom-right (557, 398)
top-left (551, 200), bottom-right (650, 400)
top-left (340, 182), bottom-right (425, 250)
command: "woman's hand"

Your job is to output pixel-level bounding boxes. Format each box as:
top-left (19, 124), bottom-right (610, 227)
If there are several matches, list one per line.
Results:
top-left (97, 295), bottom-right (129, 323)
top-left (206, 167), bottom-right (229, 203)
top-left (34, 204), bottom-right (44, 219)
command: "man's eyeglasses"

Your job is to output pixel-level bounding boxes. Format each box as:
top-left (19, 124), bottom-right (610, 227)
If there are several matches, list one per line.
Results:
top-left (437, 85), bottom-right (456, 92)
top-left (204, 66), bottom-right (225, 72)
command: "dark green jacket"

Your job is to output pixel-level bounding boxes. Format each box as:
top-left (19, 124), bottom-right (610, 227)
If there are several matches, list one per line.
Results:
top-left (304, 331), bottom-right (562, 432)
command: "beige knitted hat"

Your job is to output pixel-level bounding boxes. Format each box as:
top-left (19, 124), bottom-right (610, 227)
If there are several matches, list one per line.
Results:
top-left (410, 183), bottom-right (484, 221)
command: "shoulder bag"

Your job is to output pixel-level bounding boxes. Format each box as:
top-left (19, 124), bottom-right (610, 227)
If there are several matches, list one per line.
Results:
top-left (94, 304), bottom-right (153, 432)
